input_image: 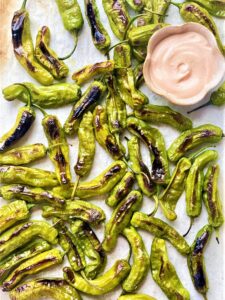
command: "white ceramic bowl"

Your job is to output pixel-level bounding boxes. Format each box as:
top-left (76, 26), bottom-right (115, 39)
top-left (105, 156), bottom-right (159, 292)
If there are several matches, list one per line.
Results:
top-left (143, 23), bottom-right (225, 106)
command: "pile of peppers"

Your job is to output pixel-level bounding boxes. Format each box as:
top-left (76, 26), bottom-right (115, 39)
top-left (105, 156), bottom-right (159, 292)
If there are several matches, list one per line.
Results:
top-left (0, 0), bottom-right (224, 299)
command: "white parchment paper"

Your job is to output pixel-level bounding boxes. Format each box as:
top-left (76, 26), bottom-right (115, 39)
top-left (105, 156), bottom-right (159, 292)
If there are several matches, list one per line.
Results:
top-left (0, 0), bottom-right (225, 299)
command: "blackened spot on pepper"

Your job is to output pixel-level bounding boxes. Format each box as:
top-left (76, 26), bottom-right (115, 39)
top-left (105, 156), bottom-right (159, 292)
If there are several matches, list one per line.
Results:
top-left (87, 2), bottom-right (106, 43)
top-left (179, 130), bottom-right (214, 152)
top-left (206, 167), bottom-right (217, 219)
top-left (64, 267), bottom-right (75, 283)
top-left (55, 149), bottom-right (68, 184)
top-left (104, 165), bottom-right (121, 180)
top-left (114, 195), bottom-right (137, 224)
top-left (193, 260), bottom-right (206, 290)
top-left (139, 160), bottom-right (154, 191)
top-left (116, 175), bottom-right (134, 199)
top-left (112, 0), bottom-right (129, 26)
top-left (12, 11), bottom-right (26, 50)
top-left (193, 231), bottom-right (210, 255)
top-left (38, 278), bottom-right (66, 287)
top-left (0, 223), bottom-right (31, 246)
top-left (105, 136), bottom-right (121, 157)
top-left (14, 283), bottom-right (29, 293)
top-left (46, 118), bottom-right (60, 140)
top-left (26, 59), bottom-right (35, 72)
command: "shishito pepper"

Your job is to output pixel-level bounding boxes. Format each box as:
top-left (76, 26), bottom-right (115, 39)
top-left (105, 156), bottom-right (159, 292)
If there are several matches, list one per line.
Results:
top-left (133, 63), bottom-right (144, 88)
top-left (125, 0), bottom-right (144, 12)
top-left (190, 0), bottom-right (225, 18)
top-left (35, 26), bottom-right (69, 79)
top-left (150, 238), bottom-right (190, 300)
top-left (152, 0), bottom-right (170, 23)
top-left (118, 295), bottom-right (156, 300)
top-left (11, 1), bottom-right (54, 85)
top-left (63, 259), bottom-right (130, 295)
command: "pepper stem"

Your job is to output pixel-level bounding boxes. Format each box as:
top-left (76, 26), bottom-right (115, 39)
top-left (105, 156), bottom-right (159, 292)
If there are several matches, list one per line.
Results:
top-left (187, 146), bottom-right (215, 161)
top-left (71, 175), bottom-right (80, 200)
top-left (21, 0), bottom-right (28, 9)
top-left (27, 203), bottom-right (35, 210)
top-left (14, 83), bottom-right (32, 108)
top-left (187, 101), bottom-right (211, 114)
top-left (170, 1), bottom-right (181, 8)
top-left (58, 31), bottom-right (78, 60)
top-left (148, 195), bottom-right (159, 216)
top-left (183, 217), bottom-right (194, 237)
top-left (33, 104), bottom-right (48, 116)
top-left (203, 294), bottom-right (208, 300)
top-left (105, 40), bottom-right (129, 57)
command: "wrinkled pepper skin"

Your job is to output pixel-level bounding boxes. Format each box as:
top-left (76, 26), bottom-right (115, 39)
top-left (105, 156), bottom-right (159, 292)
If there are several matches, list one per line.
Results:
top-left (102, 0), bottom-right (131, 40)
top-left (122, 226), bottom-right (149, 292)
top-left (151, 238), bottom-right (190, 300)
top-left (185, 150), bottom-right (218, 218)
top-left (3, 82), bottom-right (81, 108)
top-left (0, 144), bottom-right (46, 165)
top-left (11, 9), bottom-right (54, 85)
top-left (127, 117), bottom-right (170, 184)
top-left (187, 225), bottom-right (212, 297)
top-left (106, 171), bottom-right (135, 207)
top-left (210, 81), bottom-right (225, 106)
top-left (131, 212), bottom-right (190, 255)
top-left (0, 165), bottom-right (59, 188)
top-left (168, 124), bottom-right (223, 162)
top-left (0, 220), bottom-right (58, 261)
top-left (134, 104), bottom-right (193, 131)
top-left (137, 0), bottom-right (153, 26)
top-left (160, 157), bottom-right (191, 221)
top-left (0, 106), bottom-right (35, 153)
top-left (102, 190), bottom-right (143, 252)
top-left (114, 43), bottom-right (132, 68)
top-left (0, 200), bottom-right (29, 235)
top-left (134, 63), bottom-right (144, 88)
top-left (42, 114), bottom-right (71, 185)
top-left (128, 136), bottom-right (155, 197)
top-left (190, 0), bottom-right (225, 18)
top-left (153, 0), bottom-right (170, 23)
top-left (75, 112), bottom-right (95, 177)
top-left (9, 278), bottom-right (81, 300)
top-left (2, 249), bottom-right (63, 291)
top-left (72, 61), bottom-right (114, 85)
top-left (125, 0), bottom-right (144, 11)
top-left (85, 0), bottom-right (111, 51)
top-left (63, 259), bottom-right (130, 295)
top-left (64, 81), bottom-right (106, 135)
top-left (93, 105), bottom-right (125, 160)
top-left (0, 184), bottom-right (65, 208)
top-left (42, 200), bottom-right (105, 225)
top-left (203, 164), bottom-right (224, 228)
top-left (35, 26), bottom-right (69, 79)
top-left (0, 239), bottom-right (51, 285)
top-left (118, 295), bottom-right (156, 300)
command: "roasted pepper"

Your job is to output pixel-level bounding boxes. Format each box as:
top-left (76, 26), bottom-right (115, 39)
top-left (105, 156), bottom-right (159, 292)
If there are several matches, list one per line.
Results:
top-left (134, 63), bottom-right (144, 88)
top-left (152, 0), bottom-right (170, 23)
top-left (190, 0), bottom-right (225, 18)
top-left (125, 0), bottom-right (144, 11)
top-left (118, 295), bottom-right (156, 300)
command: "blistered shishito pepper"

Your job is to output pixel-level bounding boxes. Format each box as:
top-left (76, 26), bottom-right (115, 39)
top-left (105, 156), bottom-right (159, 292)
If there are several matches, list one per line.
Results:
top-left (134, 63), bottom-right (144, 88)
top-left (63, 259), bottom-right (130, 295)
top-left (126, 0), bottom-right (144, 11)
top-left (0, 165), bottom-right (58, 188)
top-left (0, 200), bottom-right (30, 235)
top-left (151, 238), bottom-right (190, 300)
top-left (3, 82), bottom-right (81, 108)
top-left (93, 105), bottom-right (125, 160)
top-left (0, 239), bottom-right (51, 285)
top-left (203, 164), bottom-right (224, 229)
top-left (0, 220), bottom-right (58, 261)
top-left (131, 212), bottom-right (190, 255)
top-left (42, 200), bottom-right (105, 225)
top-left (134, 104), bottom-right (193, 132)
top-left (137, 0), bottom-right (153, 26)
top-left (191, 0), bottom-right (225, 18)
top-left (11, 1), bottom-right (54, 85)
top-left (0, 184), bottom-right (65, 208)
top-left (127, 136), bottom-right (155, 197)
top-left (159, 157), bottom-right (191, 221)
top-left (64, 81), bottom-right (106, 135)
top-left (102, 0), bottom-right (131, 40)
top-left (102, 190), bottom-right (142, 252)
top-left (0, 144), bottom-right (46, 165)
top-left (187, 225), bottom-right (212, 298)
top-left (132, 46), bottom-right (147, 62)
top-left (35, 26), bottom-right (69, 79)
top-left (114, 43), bottom-right (132, 68)
top-left (72, 61), bottom-right (114, 85)
top-left (85, 0), bottom-right (111, 51)
top-left (127, 117), bottom-right (170, 184)
top-left (53, 160), bottom-right (126, 199)
top-left (106, 171), bottom-right (135, 207)
top-left (152, 0), bottom-right (170, 23)
top-left (168, 124), bottom-right (223, 162)
top-left (9, 278), bottom-right (81, 300)
top-left (118, 295), bottom-right (156, 300)
top-left (122, 226), bottom-right (149, 292)
top-left (2, 249), bottom-right (64, 291)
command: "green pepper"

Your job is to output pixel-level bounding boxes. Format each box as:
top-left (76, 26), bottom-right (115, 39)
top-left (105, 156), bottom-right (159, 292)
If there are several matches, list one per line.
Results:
top-left (2, 249), bottom-right (64, 291)
top-left (0, 144), bottom-right (46, 165)
top-left (0, 165), bottom-right (59, 188)
top-left (42, 200), bottom-right (105, 225)
top-left (168, 124), bottom-right (223, 162)
top-left (187, 225), bottom-right (212, 298)
top-left (0, 200), bottom-right (30, 234)
top-left (159, 157), bottom-right (191, 221)
top-left (118, 295), bottom-right (157, 300)
top-left (106, 171), bottom-right (135, 207)
top-left (63, 259), bottom-right (130, 295)
top-left (0, 239), bottom-right (51, 285)
top-left (114, 43), bottom-right (132, 68)
top-left (127, 117), bottom-right (170, 184)
top-left (11, 2), bottom-right (54, 85)
top-left (2, 82), bottom-right (81, 108)
top-left (122, 226), bottom-right (149, 292)
top-left (102, 190), bottom-right (142, 252)
top-left (34, 26), bottom-right (69, 79)
top-left (0, 220), bottom-right (58, 261)
top-left (134, 104), bottom-right (193, 131)
top-left (150, 238), bottom-right (190, 300)
top-left (137, 0), bottom-right (153, 26)
top-left (0, 184), bottom-right (65, 208)
top-left (125, 0), bottom-right (144, 11)
top-left (152, 0), bottom-right (170, 23)
top-left (9, 278), bottom-right (81, 300)
top-left (132, 46), bottom-right (147, 62)
top-left (64, 81), bottom-right (106, 135)
top-left (127, 136), bottom-right (155, 197)
top-left (72, 61), bottom-right (114, 85)
top-left (134, 63), bottom-right (144, 88)
top-left (190, 0), bottom-right (225, 18)
top-left (131, 212), bottom-right (190, 255)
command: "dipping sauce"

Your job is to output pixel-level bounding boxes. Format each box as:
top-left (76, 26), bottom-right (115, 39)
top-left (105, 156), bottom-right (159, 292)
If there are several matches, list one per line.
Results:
top-left (143, 23), bottom-right (225, 106)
